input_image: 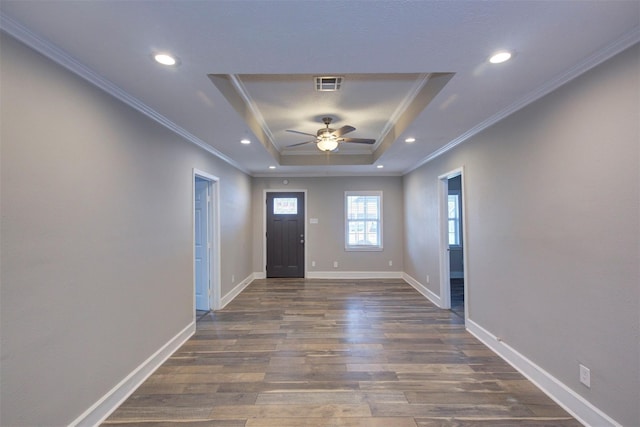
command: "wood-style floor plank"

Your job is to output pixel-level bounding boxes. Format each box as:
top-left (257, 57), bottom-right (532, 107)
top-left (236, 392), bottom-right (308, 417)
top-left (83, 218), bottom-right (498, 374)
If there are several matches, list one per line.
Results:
top-left (103, 279), bottom-right (581, 426)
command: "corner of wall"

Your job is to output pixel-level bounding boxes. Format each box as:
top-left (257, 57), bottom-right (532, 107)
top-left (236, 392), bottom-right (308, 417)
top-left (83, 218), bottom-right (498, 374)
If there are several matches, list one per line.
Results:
top-left (69, 322), bottom-right (195, 427)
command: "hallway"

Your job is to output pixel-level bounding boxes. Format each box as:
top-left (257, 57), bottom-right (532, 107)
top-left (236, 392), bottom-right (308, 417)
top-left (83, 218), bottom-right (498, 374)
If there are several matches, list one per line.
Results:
top-left (104, 279), bottom-right (580, 426)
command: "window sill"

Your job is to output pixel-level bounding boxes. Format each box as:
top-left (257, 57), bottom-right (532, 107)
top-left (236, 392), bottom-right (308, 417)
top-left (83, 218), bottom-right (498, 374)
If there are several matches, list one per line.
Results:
top-left (345, 246), bottom-right (384, 252)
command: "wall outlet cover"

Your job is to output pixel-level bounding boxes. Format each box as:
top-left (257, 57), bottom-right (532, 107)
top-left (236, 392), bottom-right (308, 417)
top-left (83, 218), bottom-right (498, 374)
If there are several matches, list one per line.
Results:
top-left (579, 364), bottom-right (591, 388)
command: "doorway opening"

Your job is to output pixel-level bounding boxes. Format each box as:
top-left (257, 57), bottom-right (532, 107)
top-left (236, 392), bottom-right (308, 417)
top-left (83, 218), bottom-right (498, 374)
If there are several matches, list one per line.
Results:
top-left (438, 168), bottom-right (467, 319)
top-left (264, 190), bottom-right (306, 278)
top-left (193, 169), bottom-right (221, 319)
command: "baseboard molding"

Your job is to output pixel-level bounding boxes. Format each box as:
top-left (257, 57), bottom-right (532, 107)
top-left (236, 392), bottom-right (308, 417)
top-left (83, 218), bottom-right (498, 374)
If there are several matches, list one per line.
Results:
top-left (220, 273), bottom-right (255, 309)
top-left (306, 271), bottom-right (403, 280)
top-left (70, 321), bottom-right (195, 427)
top-left (253, 272), bottom-right (266, 280)
top-left (402, 272), bottom-right (442, 308)
top-left (466, 319), bottom-right (622, 427)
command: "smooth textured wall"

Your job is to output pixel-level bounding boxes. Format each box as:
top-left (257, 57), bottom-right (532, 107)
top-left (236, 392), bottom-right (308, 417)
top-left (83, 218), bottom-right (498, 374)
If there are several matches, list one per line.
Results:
top-left (252, 176), bottom-right (404, 275)
top-left (0, 33), bottom-right (253, 426)
top-left (404, 44), bottom-right (639, 426)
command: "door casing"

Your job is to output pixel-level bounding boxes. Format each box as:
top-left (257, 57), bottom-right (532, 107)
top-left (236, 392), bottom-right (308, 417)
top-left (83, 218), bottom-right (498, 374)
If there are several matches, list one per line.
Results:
top-left (193, 169), bottom-right (221, 314)
top-left (438, 167), bottom-right (468, 318)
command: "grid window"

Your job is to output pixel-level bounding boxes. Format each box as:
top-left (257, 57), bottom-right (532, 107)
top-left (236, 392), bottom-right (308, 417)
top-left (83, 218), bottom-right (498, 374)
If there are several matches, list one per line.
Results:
top-left (448, 192), bottom-right (461, 246)
top-left (345, 191), bottom-right (383, 251)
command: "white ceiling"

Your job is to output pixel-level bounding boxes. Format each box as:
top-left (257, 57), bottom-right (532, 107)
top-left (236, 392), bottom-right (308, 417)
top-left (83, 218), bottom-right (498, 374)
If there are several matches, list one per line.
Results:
top-left (1, 1), bottom-right (638, 176)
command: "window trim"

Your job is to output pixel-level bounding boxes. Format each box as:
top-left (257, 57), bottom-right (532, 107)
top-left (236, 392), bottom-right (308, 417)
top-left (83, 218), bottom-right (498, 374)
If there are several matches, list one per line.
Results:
top-left (344, 190), bottom-right (383, 252)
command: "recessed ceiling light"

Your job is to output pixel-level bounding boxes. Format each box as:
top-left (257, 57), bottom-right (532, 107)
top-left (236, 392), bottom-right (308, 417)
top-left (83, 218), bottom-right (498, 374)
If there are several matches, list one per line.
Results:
top-left (154, 53), bottom-right (177, 66)
top-left (377, 165), bottom-right (384, 169)
top-left (405, 137), bottom-right (416, 143)
top-left (269, 166), bottom-right (276, 169)
top-left (240, 139), bottom-right (251, 145)
top-left (489, 51), bottom-right (512, 64)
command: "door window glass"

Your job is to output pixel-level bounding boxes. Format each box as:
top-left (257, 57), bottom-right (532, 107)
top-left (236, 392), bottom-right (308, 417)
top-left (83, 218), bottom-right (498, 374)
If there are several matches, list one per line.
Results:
top-left (274, 198), bottom-right (298, 215)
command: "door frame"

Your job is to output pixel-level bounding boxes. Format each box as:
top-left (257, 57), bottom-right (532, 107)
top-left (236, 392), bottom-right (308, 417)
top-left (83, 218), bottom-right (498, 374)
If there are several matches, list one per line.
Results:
top-left (262, 189), bottom-right (307, 278)
top-left (193, 169), bottom-right (221, 314)
top-left (438, 167), bottom-right (468, 318)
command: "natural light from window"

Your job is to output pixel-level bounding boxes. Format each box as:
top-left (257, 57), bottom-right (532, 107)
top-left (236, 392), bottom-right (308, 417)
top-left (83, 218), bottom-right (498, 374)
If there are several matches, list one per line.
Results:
top-left (448, 192), bottom-right (461, 246)
top-left (345, 191), bottom-right (383, 251)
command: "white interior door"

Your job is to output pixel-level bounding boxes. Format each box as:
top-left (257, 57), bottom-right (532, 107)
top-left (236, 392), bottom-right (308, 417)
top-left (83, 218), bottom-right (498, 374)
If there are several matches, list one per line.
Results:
top-left (195, 177), bottom-right (210, 311)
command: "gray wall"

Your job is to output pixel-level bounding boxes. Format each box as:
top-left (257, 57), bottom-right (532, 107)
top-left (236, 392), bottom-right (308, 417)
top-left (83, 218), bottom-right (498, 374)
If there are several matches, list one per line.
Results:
top-left (0, 33), bottom-right (253, 426)
top-left (252, 176), bottom-right (404, 274)
top-left (404, 44), bottom-right (639, 426)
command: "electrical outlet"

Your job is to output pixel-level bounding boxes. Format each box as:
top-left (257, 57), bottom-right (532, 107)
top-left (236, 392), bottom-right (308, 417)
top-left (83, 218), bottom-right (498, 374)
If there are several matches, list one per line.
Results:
top-left (388, 260), bottom-right (393, 266)
top-left (579, 364), bottom-right (591, 388)
top-left (333, 261), bottom-right (338, 268)
top-left (231, 275), bottom-right (235, 283)
top-left (311, 261), bottom-right (316, 267)
top-left (426, 275), bottom-right (430, 284)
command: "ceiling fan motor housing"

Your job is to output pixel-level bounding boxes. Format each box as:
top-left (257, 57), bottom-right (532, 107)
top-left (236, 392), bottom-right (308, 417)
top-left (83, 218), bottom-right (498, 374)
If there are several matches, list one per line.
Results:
top-left (317, 127), bottom-right (335, 137)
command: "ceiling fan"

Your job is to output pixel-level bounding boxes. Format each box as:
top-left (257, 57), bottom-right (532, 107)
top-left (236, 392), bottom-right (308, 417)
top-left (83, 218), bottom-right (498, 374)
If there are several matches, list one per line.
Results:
top-left (285, 117), bottom-right (376, 152)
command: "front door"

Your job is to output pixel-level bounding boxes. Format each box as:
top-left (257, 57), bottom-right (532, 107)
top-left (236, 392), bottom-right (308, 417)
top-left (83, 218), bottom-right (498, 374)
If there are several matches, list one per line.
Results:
top-left (266, 192), bottom-right (305, 278)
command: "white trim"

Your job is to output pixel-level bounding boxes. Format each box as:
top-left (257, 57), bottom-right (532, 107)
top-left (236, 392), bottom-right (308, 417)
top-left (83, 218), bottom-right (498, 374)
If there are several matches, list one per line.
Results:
top-left (228, 74), bottom-right (279, 153)
top-left (220, 273), bottom-right (255, 309)
top-left (69, 322), bottom-right (195, 427)
top-left (466, 319), bottom-right (623, 427)
top-left (402, 272), bottom-right (442, 307)
top-left (193, 169), bottom-right (221, 313)
top-left (0, 14), bottom-right (249, 175)
top-left (253, 271), bottom-right (266, 280)
top-left (252, 172), bottom-right (404, 178)
top-left (404, 27), bottom-right (640, 175)
top-left (307, 271), bottom-right (402, 280)
top-left (436, 167), bottom-right (468, 316)
top-left (263, 189), bottom-right (308, 277)
top-left (344, 190), bottom-right (384, 251)
top-left (373, 73), bottom-right (430, 151)
top-left (437, 174), bottom-right (450, 309)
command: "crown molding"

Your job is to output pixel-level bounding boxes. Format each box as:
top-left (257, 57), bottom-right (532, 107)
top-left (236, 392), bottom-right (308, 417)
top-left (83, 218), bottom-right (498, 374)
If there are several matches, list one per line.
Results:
top-left (405, 27), bottom-right (640, 174)
top-left (0, 13), bottom-right (250, 175)
top-left (374, 73), bottom-right (430, 151)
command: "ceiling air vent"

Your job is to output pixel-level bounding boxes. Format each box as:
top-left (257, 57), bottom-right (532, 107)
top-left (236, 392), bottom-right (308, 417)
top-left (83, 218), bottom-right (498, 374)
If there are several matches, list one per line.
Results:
top-left (315, 76), bottom-right (343, 92)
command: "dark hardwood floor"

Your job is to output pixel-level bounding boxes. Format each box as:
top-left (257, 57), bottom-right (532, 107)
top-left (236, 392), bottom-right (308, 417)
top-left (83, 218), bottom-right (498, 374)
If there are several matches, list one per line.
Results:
top-left (450, 278), bottom-right (465, 318)
top-left (103, 279), bottom-right (581, 426)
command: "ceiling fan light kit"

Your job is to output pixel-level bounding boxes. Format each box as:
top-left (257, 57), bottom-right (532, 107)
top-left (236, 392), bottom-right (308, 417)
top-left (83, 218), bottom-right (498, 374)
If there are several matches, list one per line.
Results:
top-left (286, 116), bottom-right (375, 152)
top-left (317, 135), bottom-right (339, 152)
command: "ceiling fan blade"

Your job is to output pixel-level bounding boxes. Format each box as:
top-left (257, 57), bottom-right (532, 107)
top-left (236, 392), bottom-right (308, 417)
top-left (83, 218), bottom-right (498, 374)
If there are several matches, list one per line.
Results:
top-left (286, 140), bottom-right (316, 148)
top-left (340, 137), bottom-right (376, 144)
top-left (332, 125), bottom-right (356, 138)
top-left (286, 129), bottom-right (317, 138)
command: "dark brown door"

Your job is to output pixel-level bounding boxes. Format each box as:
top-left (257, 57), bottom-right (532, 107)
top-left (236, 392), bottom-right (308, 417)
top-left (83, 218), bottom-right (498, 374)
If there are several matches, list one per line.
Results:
top-left (266, 192), bottom-right (305, 278)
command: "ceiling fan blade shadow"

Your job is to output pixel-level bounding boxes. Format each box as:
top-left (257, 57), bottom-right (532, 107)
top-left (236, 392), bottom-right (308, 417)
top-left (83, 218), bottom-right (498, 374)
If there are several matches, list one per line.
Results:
top-left (286, 140), bottom-right (316, 148)
top-left (340, 137), bottom-right (376, 144)
top-left (332, 125), bottom-right (356, 138)
top-left (286, 129), bottom-right (317, 137)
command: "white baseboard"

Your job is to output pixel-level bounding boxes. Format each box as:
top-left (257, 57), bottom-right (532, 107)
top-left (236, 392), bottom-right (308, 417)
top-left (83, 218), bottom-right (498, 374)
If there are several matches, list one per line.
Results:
top-left (306, 271), bottom-right (403, 280)
top-left (253, 272), bottom-right (266, 280)
top-left (402, 272), bottom-right (442, 308)
top-left (70, 321), bottom-right (195, 427)
top-left (220, 273), bottom-right (255, 309)
top-left (466, 319), bottom-right (621, 427)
